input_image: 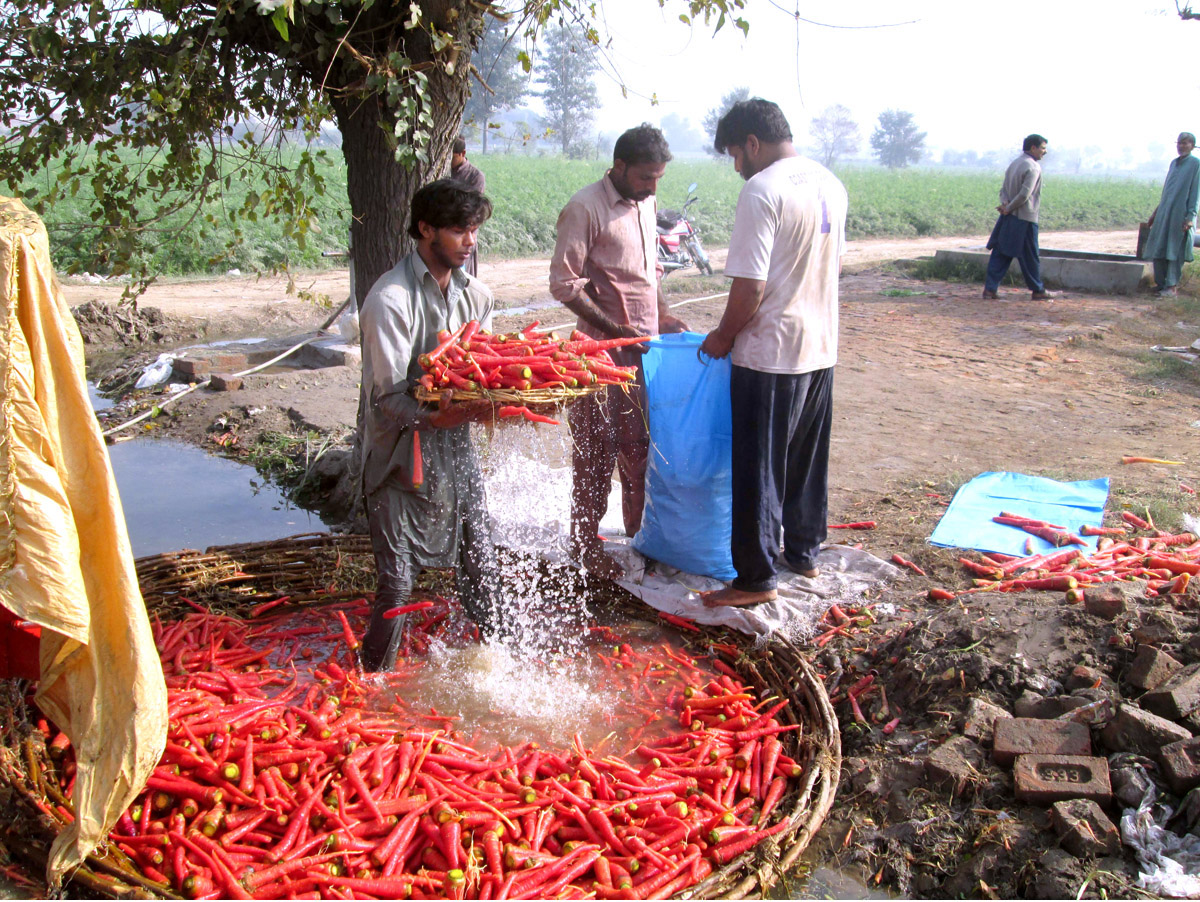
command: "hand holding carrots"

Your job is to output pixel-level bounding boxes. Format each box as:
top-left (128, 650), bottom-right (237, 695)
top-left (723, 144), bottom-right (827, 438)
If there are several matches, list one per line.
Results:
top-left (425, 391), bottom-right (493, 429)
top-left (613, 323), bottom-right (651, 355)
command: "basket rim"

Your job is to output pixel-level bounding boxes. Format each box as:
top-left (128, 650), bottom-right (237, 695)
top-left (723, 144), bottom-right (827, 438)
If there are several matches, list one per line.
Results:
top-left (413, 382), bottom-right (612, 406)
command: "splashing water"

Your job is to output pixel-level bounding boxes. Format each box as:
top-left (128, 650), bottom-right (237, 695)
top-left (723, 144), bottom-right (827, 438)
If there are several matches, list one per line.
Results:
top-left (476, 419), bottom-right (597, 664)
top-left (421, 419), bottom-right (622, 740)
top-left (388, 637), bottom-right (615, 749)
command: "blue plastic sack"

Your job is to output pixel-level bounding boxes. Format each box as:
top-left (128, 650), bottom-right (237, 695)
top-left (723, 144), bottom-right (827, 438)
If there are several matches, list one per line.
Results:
top-left (632, 332), bottom-right (736, 580)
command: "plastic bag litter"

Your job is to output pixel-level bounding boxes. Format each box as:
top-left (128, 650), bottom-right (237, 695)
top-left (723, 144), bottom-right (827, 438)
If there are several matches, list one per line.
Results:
top-left (338, 305), bottom-right (360, 343)
top-left (1121, 786), bottom-right (1200, 898)
top-left (134, 352), bottom-right (174, 389)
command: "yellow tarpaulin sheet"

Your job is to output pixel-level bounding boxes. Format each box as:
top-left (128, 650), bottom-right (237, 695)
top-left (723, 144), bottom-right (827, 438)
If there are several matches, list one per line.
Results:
top-left (0, 197), bottom-right (167, 886)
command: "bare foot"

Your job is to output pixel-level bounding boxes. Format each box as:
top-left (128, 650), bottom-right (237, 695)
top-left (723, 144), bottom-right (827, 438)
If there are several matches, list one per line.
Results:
top-left (580, 548), bottom-right (624, 580)
top-left (798, 568), bottom-right (819, 579)
top-left (701, 587), bottom-right (778, 607)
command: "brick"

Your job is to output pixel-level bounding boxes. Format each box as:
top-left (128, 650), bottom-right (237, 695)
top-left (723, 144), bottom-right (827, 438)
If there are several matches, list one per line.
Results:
top-left (1014, 691), bottom-right (1088, 719)
top-left (1050, 799), bottom-right (1122, 857)
top-left (1160, 737), bottom-right (1200, 794)
top-left (1065, 665), bottom-right (1116, 694)
top-left (1014, 755), bottom-right (1112, 805)
top-left (173, 357), bottom-right (210, 378)
top-left (925, 736), bottom-right (985, 795)
top-left (1100, 703), bottom-right (1192, 756)
top-left (993, 718), bottom-right (1090, 766)
top-left (208, 373), bottom-right (243, 392)
top-left (962, 697), bottom-right (1011, 743)
top-left (1128, 645), bottom-right (1182, 692)
top-left (1084, 592), bottom-right (1126, 620)
top-left (1141, 663), bottom-right (1200, 720)
top-left (1056, 696), bottom-right (1114, 727)
top-left (209, 352), bottom-right (248, 371)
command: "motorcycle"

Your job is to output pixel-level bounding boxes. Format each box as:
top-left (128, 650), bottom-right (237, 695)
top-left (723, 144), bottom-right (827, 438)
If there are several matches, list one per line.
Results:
top-left (657, 183), bottom-right (713, 277)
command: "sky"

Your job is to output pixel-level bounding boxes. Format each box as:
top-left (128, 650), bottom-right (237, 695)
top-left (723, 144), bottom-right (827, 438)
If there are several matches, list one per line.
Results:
top-left (565, 0), bottom-right (1200, 169)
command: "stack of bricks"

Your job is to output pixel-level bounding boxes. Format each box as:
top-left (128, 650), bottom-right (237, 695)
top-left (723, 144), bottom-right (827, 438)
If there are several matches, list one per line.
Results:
top-left (921, 642), bottom-right (1200, 861)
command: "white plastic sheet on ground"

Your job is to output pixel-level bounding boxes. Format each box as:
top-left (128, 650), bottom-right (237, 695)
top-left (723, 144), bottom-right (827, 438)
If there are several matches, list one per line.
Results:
top-left (608, 540), bottom-right (902, 641)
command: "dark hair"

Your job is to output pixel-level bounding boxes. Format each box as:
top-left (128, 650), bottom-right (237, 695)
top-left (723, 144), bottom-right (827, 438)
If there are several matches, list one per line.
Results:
top-left (408, 178), bottom-right (492, 239)
top-left (452, 135), bottom-right (467, 155)
top-left (714, 99), bottom-right (792, 154)
top-left (613, 124), bottom-right (672, 166)
top-left (1023, 134), bottom-right (1047, 152)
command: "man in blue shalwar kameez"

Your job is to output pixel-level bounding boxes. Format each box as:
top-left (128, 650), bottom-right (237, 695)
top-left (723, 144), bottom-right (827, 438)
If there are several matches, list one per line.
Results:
top-left (983, 134), bottom-right (1055, 302)
top-left (1144, 132), bottom-right (1200, 298)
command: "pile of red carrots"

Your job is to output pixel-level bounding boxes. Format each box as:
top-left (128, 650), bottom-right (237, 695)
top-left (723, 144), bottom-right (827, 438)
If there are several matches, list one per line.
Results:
top-left (417, 321), bottom-right (645, 394)
top-left (931, 511), bottom-right (1200, 600)
top-left (38, 597), bottom-right (803, 899)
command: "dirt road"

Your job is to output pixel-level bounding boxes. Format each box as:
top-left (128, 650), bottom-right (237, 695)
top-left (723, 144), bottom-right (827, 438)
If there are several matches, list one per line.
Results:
top-left (61, 229), bottom-right (1140, 320)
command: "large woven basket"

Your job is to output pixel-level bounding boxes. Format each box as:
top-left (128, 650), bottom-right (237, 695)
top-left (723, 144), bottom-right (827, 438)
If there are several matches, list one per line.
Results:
top-left (0, 534), bottom-right (840, 899)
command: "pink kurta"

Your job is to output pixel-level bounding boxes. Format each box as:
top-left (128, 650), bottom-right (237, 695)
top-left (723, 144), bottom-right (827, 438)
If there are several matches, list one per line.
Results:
top-left (548, 173), bottom-right (660, 337)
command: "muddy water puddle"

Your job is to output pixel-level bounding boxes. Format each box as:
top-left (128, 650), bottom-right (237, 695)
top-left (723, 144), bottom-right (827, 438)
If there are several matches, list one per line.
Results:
top-left (107, 437), bottom-right (328, 556)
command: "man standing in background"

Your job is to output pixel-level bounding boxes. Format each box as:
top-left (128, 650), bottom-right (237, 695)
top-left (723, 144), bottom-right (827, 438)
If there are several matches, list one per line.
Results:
top-left (1143, 132), bottom-right (1199, 298)
top-left (983, 134), bottom-right (1055, 301)
top-left (699, 98), bottom-right (848, 608)
top-left (549, 124), bottom-right (687, 579)
top-left (450, 135), bottom-right (486, 276)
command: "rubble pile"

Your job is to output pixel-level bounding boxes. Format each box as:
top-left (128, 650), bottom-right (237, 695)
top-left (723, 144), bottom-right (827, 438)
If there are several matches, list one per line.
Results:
top-left (818, 583), bottom-right (1200, 898)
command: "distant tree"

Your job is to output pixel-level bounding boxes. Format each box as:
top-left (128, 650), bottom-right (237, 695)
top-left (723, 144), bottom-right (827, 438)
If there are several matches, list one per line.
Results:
top-left (808, 104), bottom-right (859, 168)
top-left (870, 110), bottom-right (926, 169)
top-left (703, 86), bottom-right (751, 157)
top-left (464, 17), bottom-right (532, 154)
top-left (660, 112), bottom-right (707, 154)
top-left (538, 22), bottom-right (600, 157)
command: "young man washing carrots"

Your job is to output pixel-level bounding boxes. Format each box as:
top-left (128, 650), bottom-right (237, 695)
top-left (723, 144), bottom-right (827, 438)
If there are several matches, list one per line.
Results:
top-left (699, 99), bottom-right (848, 608)
top-left (549, 124), bottom-right (688, 579)
top-left (356, 179), bottom-right (504, 671)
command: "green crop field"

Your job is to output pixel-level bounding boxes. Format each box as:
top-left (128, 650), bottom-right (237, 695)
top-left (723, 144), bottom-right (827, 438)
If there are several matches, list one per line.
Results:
top-left (19, 151), bottom-right (1164, 277)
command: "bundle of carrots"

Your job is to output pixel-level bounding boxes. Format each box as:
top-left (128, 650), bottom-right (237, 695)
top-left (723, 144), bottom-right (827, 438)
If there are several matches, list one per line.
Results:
top-left (37, 598), bottom-right (803, 900)
top-left (934, 511), bottom-right (1200, 599)
top-left (417, 321), bottom-right (645, 394)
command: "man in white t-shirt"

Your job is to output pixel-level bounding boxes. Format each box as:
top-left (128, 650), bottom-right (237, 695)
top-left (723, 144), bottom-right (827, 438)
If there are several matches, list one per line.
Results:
top-left (699, 98), bottom-right (848, 608)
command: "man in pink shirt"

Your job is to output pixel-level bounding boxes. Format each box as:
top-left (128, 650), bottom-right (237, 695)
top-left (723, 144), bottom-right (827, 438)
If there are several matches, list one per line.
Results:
top-left (549, 124), bottom-right (688, 578)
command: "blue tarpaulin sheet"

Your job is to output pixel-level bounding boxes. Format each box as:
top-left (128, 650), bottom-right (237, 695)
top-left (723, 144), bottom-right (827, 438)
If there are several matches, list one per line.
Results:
top-left (928, 471), bottom-right (1110, 556)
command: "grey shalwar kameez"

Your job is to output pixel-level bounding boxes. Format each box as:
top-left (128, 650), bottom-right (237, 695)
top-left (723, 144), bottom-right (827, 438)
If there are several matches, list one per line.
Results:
top-left (357, 251), bottom-right (501, 670)
top-left (1144, 153), bottom-right (1200, 291)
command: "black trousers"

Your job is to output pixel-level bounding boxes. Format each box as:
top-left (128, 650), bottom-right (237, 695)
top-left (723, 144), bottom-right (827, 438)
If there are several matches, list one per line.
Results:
top-left (729, 365), bottom-right (834, 593)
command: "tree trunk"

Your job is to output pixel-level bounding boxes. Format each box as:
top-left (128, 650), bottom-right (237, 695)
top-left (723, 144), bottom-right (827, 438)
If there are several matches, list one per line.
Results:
top-left (333, 4), bottom-right (480, 308)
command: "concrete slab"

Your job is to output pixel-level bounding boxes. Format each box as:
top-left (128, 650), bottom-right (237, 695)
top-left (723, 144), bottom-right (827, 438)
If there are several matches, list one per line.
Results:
top-left (170, 332), bottom-right (360, 379)
top-left (934, 247), bottom-right (1152, 295)
top-left (300, 338), bottom-right (361, 369)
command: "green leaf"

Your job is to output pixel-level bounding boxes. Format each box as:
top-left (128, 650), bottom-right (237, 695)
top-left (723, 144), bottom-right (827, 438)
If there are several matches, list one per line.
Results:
top-left (271, 6), bottom-right (289, 40)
